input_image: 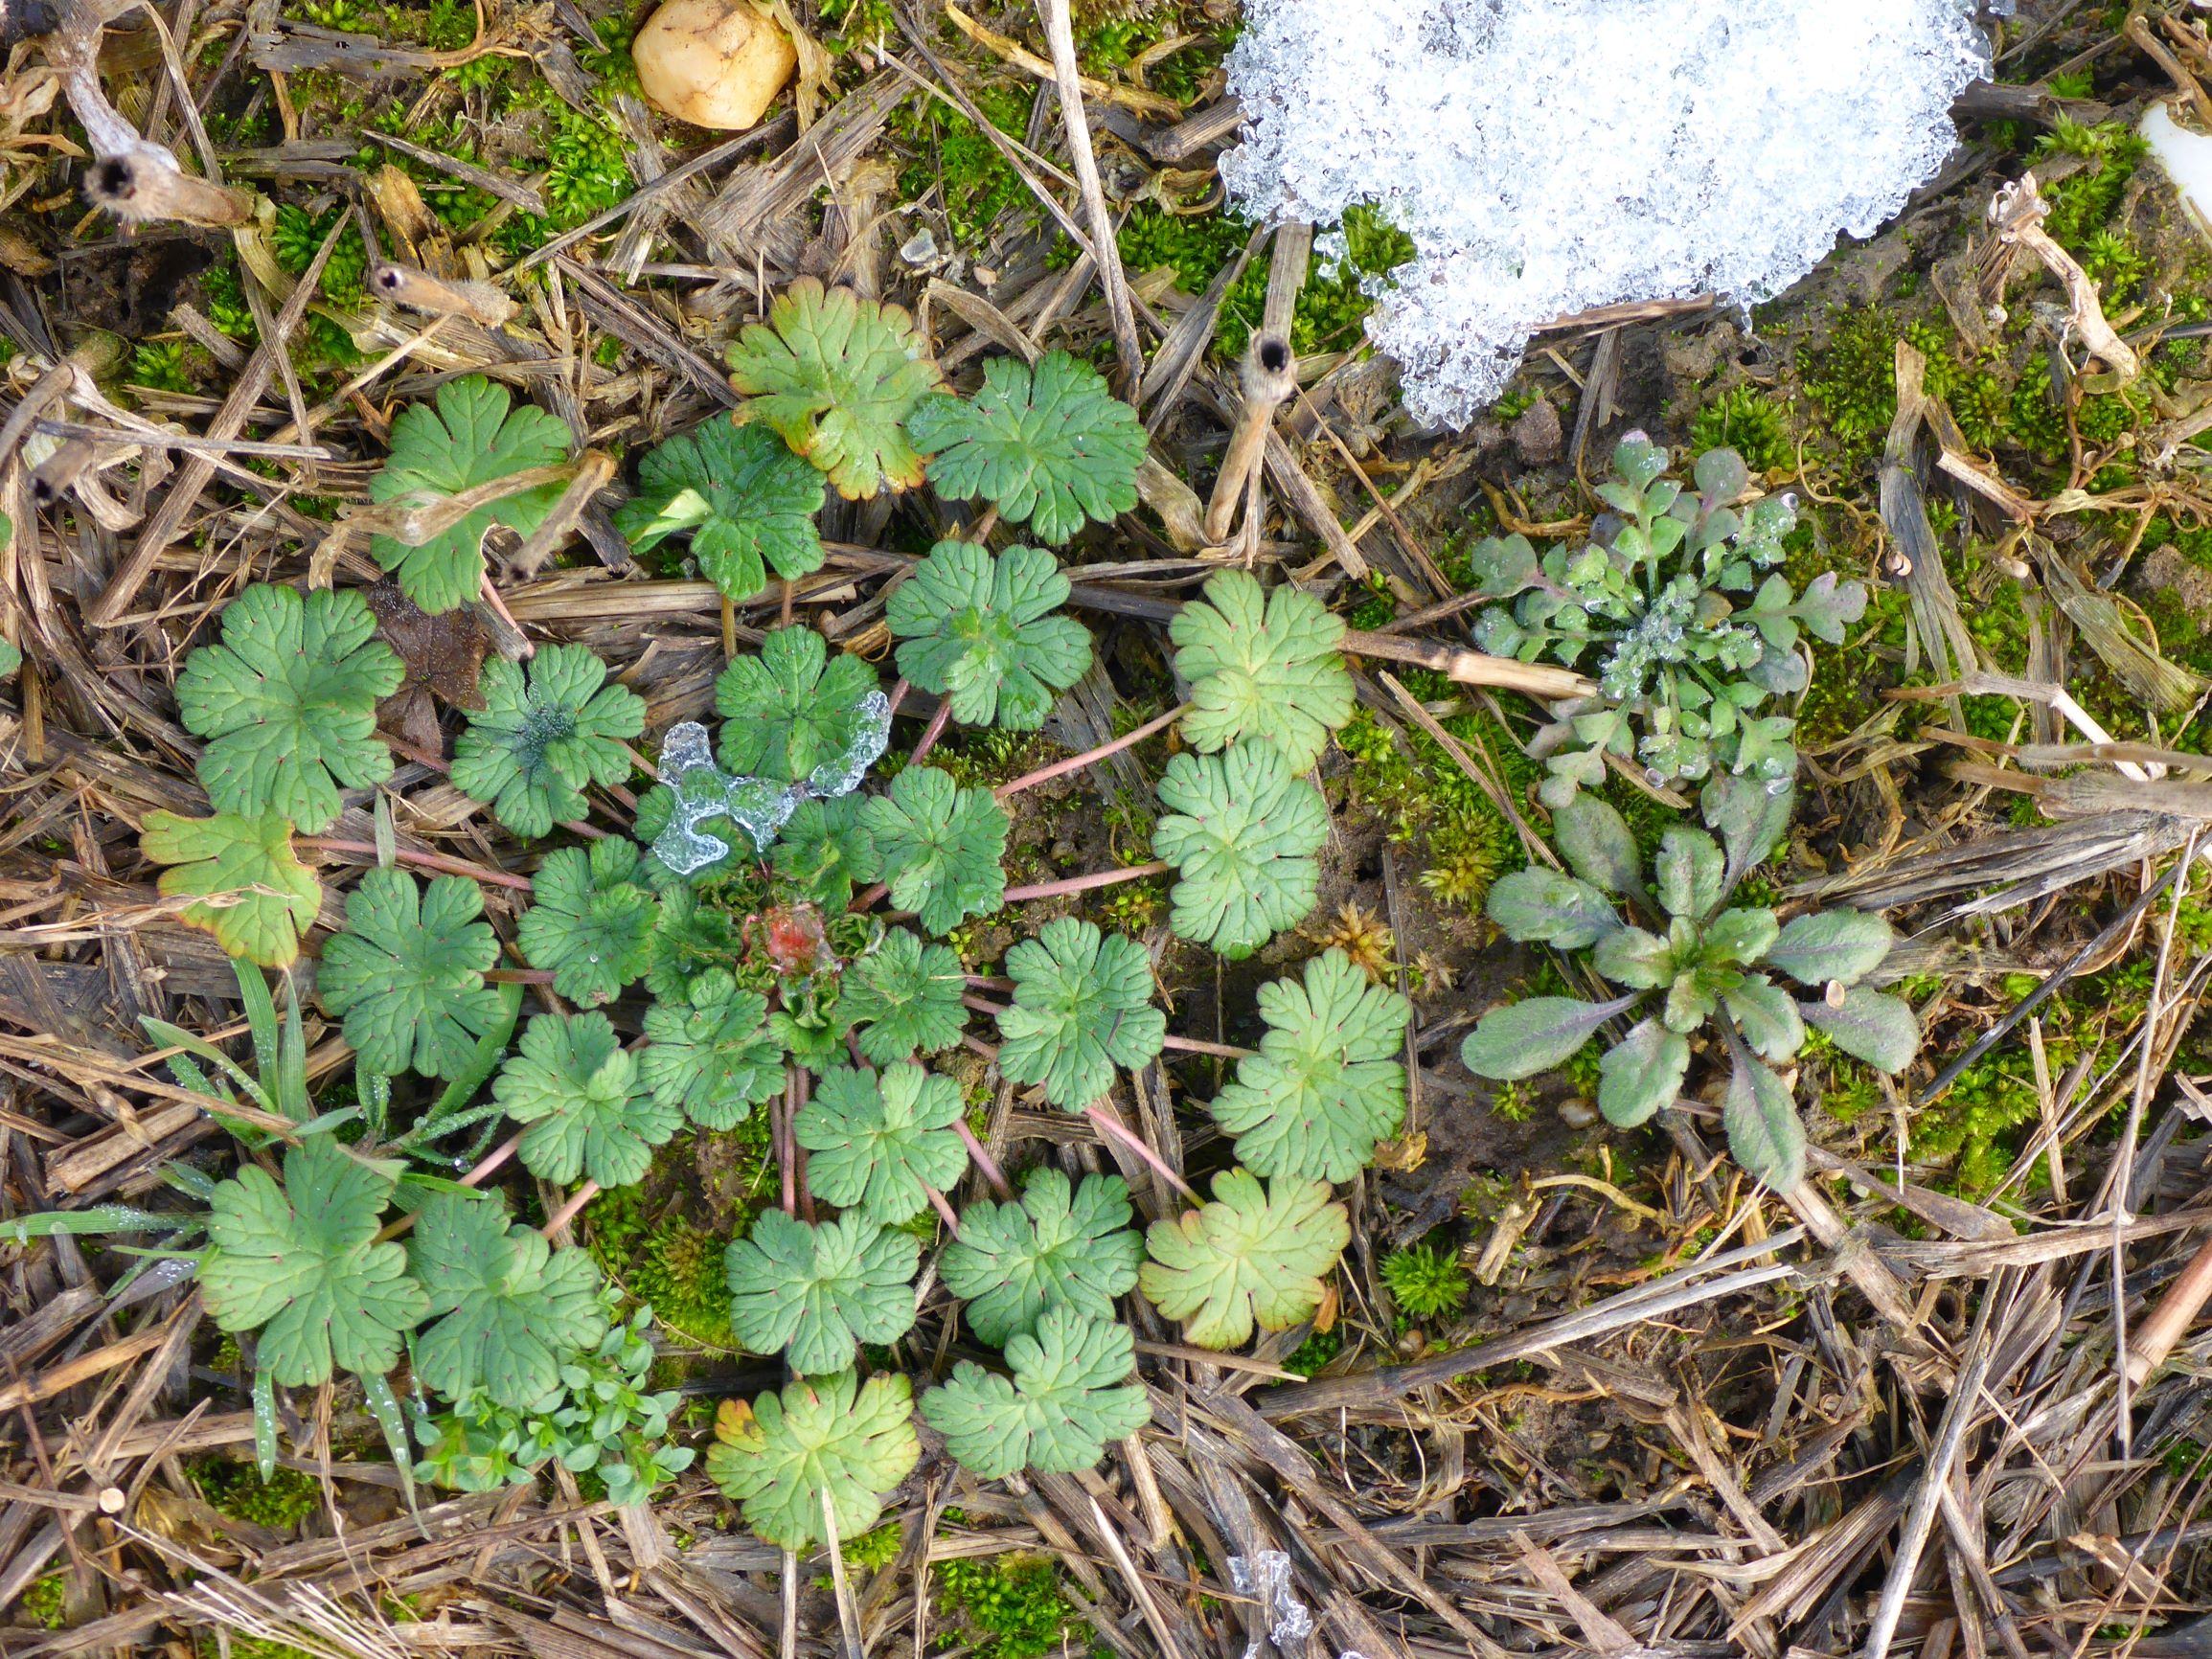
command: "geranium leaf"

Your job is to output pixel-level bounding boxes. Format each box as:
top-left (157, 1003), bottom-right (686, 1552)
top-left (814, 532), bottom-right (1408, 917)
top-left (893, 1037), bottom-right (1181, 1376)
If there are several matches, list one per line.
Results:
top-left (941, 1168), bottom-right (1142, 1347)
top-left (1596, 1018), bottom-right (1687, 1126)
top-left (1485, 869), bottom-right (1622, 948)
top-left (844, 928), bottom-right (967, 1062)
top-left (886, 540), bottom-right (1091, 731)
top-left (919, 1306), bottom-right (1149, 1478)
top-left (996, 918), bottom-right (1165, 1110)
top-left (517, 839), bottom-right (658, 1007)
top-left (369, 375), bottom-right (571, 613)
top-left (175, 582), bottom-right (401, 833)
top-left (772, 795), bottom-right (878, 909)
top-left (491, 1011), bottom-right (678, 1189)
top-left (905, 351), bottom-right (1146, 544)
top-left (1765, 908), bottom-right (1894, 988)
top-left (1169, 569), bottom-right (1353, 773)
top-left (1153, 740), bottom-right (1327, 959)
top-left (1138, 1170), bottom-right (1349, 1351)
top-left (713, 625), bottom-right (889, 788)
top-left (409, 1190), bottom-right (606, 1413)
top-left (1721, 1057), bottom-right (1805, 1190)
top-left (1459, 994), bottom-right (1633, 1081)
top-left (450, 645), bottom-right (644, 838)
top-left (640, 967), bottom-right (784, 1129)
top-left (1803, 986), bottom-right (1921, 1074)
top-left (1207, 949), bottom-right (1409, 1183)
top-left (705, 1370), bottom-right (919, 1551)
top-left (612, 417), bottom-right (826, 602)
top-left (723, 1209), bottom-right (920, 1375)
top-left (725, 278), bottom-right (944, 500)
top-left (642, 885), bottom-right (744, 1001)
top-left (142, 810), bottom-right (322, 967)
top-left (857, 765), bottom-right (1008, 936)
top-left (201, 1136), bottom-right (427, 1387)
top-left (793, 1061), bottom-right (968, 1224)
top-left (317, 867), bottom-right (504, 1079)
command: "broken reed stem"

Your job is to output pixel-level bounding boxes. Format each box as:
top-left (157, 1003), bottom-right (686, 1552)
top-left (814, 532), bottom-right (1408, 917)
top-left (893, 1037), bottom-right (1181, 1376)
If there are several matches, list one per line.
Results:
top-left (540, 1180), bottom-right (599, 1239)
top-left (2127, 1227), bottom-right (2212, 1384)
top-left (1203, 332), bottom-right (1297, 545)
top-left (994, 703), bottom-right (1188, 800)
top-left (907, 697), bottom-right (956, 766)
top-left (298, 838), bottom-right (534, 892)
top-left (1084, 1102), bottom-right (1199, 1204)
top-left (953, 1117), bottom-right (1014, 1200)
top-left (1037, 0), bottom-right (1143, 395)
top-left (1159, 1034), bottom-right (1257, 1060)
top-left (1000, 860), bottom-right (1169, 904)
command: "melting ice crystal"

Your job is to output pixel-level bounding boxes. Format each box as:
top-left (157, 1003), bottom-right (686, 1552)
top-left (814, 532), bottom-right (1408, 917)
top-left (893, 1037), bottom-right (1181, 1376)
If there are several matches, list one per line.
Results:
top-left (650, 693), bottom-right (891, 876)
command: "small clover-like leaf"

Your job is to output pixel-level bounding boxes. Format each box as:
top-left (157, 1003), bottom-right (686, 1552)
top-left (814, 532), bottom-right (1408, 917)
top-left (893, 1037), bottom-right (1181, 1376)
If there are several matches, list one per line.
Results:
top-left (919, 1305), bottom-right (1149, 1478)
top-left (1169, 570), bottom-right (1353, 772)
top-left (142, 810), bottom-right (322, 967)
top-left (1722, 1056), bottom-right (1805, 1191)
top-left (318, 867), bottom-right (504, 1079)
top-left (492, 1011), bottom-right (679, 1190)
top-left (794, 1061), bottom-right (968, 1224)
top-left (1153, 740), bottom-right (1327, 959)
top-left (370, 375), bottom-right (572, 614)
top-left (725, 278), bottom-right (945, 500)
top-left (887, 541), bottom-right (1091, 730)
top-left (1765, 908), bottom-right (1894, 988)
top-left (1208, 949), bottom-right (1408, 1183)
top-left (844, 929), bottom-right (966, 1062)
top-left (706, 1370), bottom-right (919, 1552)
top-left (517, 839), bottom-right (658, 1007)
top-left (1138, 1170), bottom-right (1349, 1351)
top-left (175, 582), bottom-right (401, 833)
top-left (613, 418), bottom-right (826, 602)
top-left (723, 1209), bottom-right (920, 1375)
top-left (410, 1190), bottom-right (606, 1413)
top-left (996, 919), bottom-right (1165, 1110)
top-left (202, 1136), bottom-right (427, 1387)
top-left (1459, 994), bottom-right (1634, 1081)
top-left (773, 795), bottom-right (878, 909)
top-left (450, 645), bottom-right (645, 838)
top-left (941, 1168), bottom-right (1142, 1347)
top-left (905, 351), bottom-right (1146, 544)
top-left (714, 626), bottom-right (886, 786)
top-left (640, 968), bottom-right (783, 1129)
top-left (858, 765), bottom-right (1008, 936)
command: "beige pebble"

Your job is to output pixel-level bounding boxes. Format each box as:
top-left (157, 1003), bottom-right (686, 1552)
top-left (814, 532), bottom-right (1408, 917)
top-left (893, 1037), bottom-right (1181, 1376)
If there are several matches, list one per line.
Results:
top-left (633, 0), bottom-right (797, 131)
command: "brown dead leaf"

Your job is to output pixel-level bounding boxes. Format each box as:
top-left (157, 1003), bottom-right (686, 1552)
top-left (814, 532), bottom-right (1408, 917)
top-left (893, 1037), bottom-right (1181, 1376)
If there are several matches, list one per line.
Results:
top-left (364, 580), bottom-right (490, 712)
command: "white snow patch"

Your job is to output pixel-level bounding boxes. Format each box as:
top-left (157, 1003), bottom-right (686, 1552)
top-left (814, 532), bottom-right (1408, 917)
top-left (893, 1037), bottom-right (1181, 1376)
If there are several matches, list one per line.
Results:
top-left (1221, 0), bottom-right (1993, 428)
top-left (2142, 101), bottom-right (2212, 247)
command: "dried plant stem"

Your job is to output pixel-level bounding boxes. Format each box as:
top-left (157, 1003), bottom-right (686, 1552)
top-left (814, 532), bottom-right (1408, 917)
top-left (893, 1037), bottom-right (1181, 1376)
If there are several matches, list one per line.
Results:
top-left (2127, 1229), bottom-right (2212, 1385)
top-left (1159, 1034), bottom-right (1256, 1060)
top-left (298, 838), bottom-right (534, 892)
top-left (1037, 0), bottom-right (1143, 394)
top-left (1204, 333), bottom-right (1297, 545)
top-left (995, 703), bottom-right (1187, 800)
top-left (1000, 861), bottom-right (1169, 904)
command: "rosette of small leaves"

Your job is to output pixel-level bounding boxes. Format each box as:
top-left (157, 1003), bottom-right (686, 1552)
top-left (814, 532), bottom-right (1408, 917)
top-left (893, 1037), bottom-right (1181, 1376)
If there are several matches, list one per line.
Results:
top-left (517, 839), bottom-right (658, 1007)
top-left (370, 376), bottom-right (572, 614)
top-left (640, 968), bottom-right (783, 1129)
top-left (1458, 786), bottom-right (1916, 1191)
top-left (773, 796), bottom-right (878, 909)
top-left (904, 351), bottom-right (1147, 544)
top-left (1467, 437), bottom-right (1861, 805)
top-left (450, 645), bottom-right (645, 838)
top-left (1152, 739), bottom-right (1328, 959)
top-left (1169, 569), bottom-right (1353, 773)
top-left (858, 765), bottom-right (1008, 935)
top-left (887, 540), bottom-right (1091, 730)
top-left (942, 1169), bottom-right (1142, 1347)
top-left (1138, 1170), bottom-right (1349, 1351)
top-left (794, 1061), bottom-right (967, 1224)
top-left (920, 1305), bottom-right (1149, 1479)
top-left (409, 1191), bottom-right (607, 1414)
top-left (174, 582), bottom-right (402, 833)
top-left (613, 417), bottom-right (826, 602)
top-left (201, 1136), bottom-right (428, 1387)
top-left (995, 919), bottom-right (1164, 1110)
top-left (723, 1209), bottom-right (921, 1375)
top-left (714, 626), bottom-right (882, 785)
top-left (492, 1011), bottom-right (680, 1190)
top-left (843, 928), bottom-right (966, 1062)
top-left (317, 868), bottom-right (506, 1079)
top-left (705, 1370), bottom-right (920, 1552)
top-left (141, 811), bottom-right (321, 967)
top-left (725, 278), bottom-right (945, 500)
top-left (1207, 949), bottom-right (1410, 1183)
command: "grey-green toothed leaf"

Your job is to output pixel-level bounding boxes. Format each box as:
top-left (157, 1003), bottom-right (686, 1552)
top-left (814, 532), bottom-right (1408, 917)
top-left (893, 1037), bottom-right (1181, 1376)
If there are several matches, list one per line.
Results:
top-left (1484, 869), bottom-right (1621, 949)
top-left (1596, 1018), bottom-right (1687, 1127)
top-left (1459, 995), bottom-right (1631, 1081)
top-left (1764, 908), bottom-right (1894, 989)
top-left (1551, 795), bottom-right (1645, 898)
top-left (1804, 986), bottom-right (1920, 1074)
top-left (1721, 1057), bottom-right (1805, 1191)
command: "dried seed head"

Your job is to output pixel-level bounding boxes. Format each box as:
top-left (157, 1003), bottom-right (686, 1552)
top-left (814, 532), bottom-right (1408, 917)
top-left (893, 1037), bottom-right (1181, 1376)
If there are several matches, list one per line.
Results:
top-left (1240, 329), bottom-right (1298, 408)
top-left (82, 149), bottom-right (253, 228)
top-left (368, 261), bottom-right (516, 329)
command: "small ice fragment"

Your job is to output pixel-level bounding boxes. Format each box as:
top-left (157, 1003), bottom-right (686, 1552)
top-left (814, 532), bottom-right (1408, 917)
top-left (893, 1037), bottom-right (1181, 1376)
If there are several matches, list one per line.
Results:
top-left (1227, 1553), bottom-right (1312, 1659)
top-left (806, 689), bottom-right (892, 800)
top-left (2142, 101), bottom-right (2212, 249)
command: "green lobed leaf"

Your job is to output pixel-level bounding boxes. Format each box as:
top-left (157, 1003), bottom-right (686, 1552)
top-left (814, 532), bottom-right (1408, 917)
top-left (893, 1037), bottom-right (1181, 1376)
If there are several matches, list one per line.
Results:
top-left (1207, 949), bottom-right (1410, 1183)
top-left (175, 583), bottom-right (401, 833)
top-left (906, 351), bottom-right (1147, 544)
top-left (317, 868), bottom-right (505, 1079)
top-left (772, 795), bottom-right (878, 910)
top-left (725, 278), bottom-right (945, 500)
top-left (491, 1011), bottom-right (679, 1189)
top-left (1459, 994), bottom-right (1633, 1081)
top-left (1764, 908), bottom-right (1895, 989)
top-left (919, 1305), bottom-right (1149, 1478)
top-left (995, 918), bottom-right (1165, 1110)
top-left (450, 645), bottom-right (644, 838)
top-left (1168, 569), bottom-right (1353, 772)
top-left (723, 1209), bottom-right (920, 1375)
top-left (843, 928), bottom-right (967, 1062)
top-left (1721, 1057), bottom-right (1806, 1190)
top-left (705, 1370), bottom-right (919, 1552)
top-left (1803, 985), bottom-right (1920, 1074)
top-left (1137, 1170), bottom-right (1349, 1351)
top-left (940, 1168), bottom-right (1142, 1347)
top-left (1485, 869), bottom-right (1622, 949)
top-left (1596, 1018), bottom-right (1688, 1126)
top-left (640, 967), bottom-right (784, 1129)
top-left (142, 810), bottom-right (322, 968)
top-left (370, 375), bottom-right (572, 613)
top-left (612, 417), bottom-right (826, 602)
top-left (1153, 740), bottom-right (1328, 960)
top-left (517, 839), bottom-right (658, 1007)
top-left (714, 626), bottom-right (882, 784)
top-left (886, 540), bottom-right (1091, 730)
top-left (409, 1190), bottom-right (606, 1413)
top-left (201, 1136), bottom-right (428, 1387)
top-left (857, 765), bottom-right (1008, 936)
top-left (793, 1061), bottom-right (968, 1224)
top-left (642, 885), bottom-right (744, 1001)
